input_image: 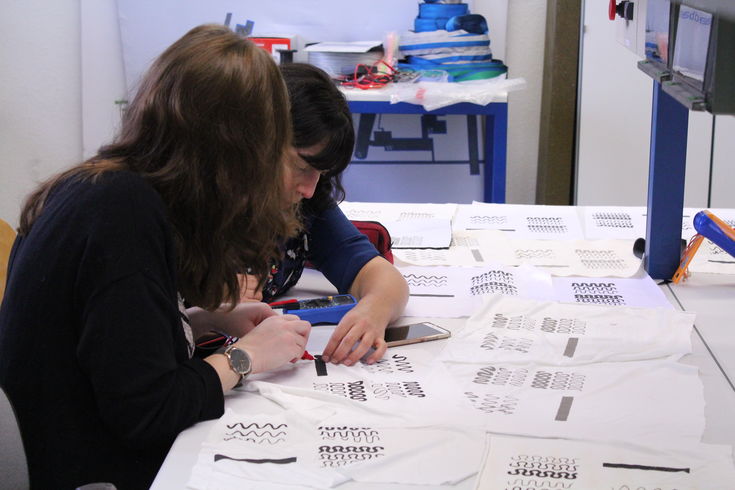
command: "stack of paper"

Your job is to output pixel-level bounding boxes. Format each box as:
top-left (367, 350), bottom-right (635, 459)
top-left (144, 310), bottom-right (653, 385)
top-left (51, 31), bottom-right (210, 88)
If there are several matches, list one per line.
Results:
top-left (304, 41), bottom-right (383, 78)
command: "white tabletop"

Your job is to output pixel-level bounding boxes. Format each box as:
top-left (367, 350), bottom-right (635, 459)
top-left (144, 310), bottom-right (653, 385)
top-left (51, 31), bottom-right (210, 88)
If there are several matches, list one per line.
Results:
top-left (152, 269), bottom-right (735, 489)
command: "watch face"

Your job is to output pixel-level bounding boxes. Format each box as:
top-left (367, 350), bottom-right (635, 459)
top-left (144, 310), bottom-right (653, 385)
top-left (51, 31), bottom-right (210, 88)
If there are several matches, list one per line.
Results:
top-left (228, 347), bottom-right (252, 376)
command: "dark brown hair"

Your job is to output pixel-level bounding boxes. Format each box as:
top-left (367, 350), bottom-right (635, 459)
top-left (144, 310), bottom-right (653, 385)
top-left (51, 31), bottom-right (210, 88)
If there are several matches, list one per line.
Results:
top-left (19, 24), bottom-right (297, 309)
top-left (280, 63), bottom-right (354, 213)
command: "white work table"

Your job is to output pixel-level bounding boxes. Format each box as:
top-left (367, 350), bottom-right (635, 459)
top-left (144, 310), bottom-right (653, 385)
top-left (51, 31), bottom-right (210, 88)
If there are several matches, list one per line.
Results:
top-left (152, 269), bottom-right (472, 490)
top-left (664, 274), bottom-right (735, 446)
top-left (152, 269), bottom-right (735, 489)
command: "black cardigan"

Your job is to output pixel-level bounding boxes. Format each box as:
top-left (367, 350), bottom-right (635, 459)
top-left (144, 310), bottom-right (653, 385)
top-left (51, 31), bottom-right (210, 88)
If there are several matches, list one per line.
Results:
top-left (0, 171), bottom-right (223, 489)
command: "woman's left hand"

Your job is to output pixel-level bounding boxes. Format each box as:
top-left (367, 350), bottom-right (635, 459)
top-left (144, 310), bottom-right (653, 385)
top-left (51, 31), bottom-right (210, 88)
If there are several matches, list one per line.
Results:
top-left (188, 301), bottom-right (277, 340)
top-left (320, 303), bottom-right (388, 366)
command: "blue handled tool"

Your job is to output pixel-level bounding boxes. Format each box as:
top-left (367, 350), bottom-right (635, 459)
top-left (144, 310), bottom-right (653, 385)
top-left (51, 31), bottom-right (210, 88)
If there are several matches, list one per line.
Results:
top-left (274, 294), bottom-right (357, 324)
top-left (672, 210), bottom-right (735, 283)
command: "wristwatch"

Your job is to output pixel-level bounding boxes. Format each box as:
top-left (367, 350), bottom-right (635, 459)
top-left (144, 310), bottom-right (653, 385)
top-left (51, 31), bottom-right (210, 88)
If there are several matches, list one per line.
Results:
top-left (216, 345), bottom-right (252, 382)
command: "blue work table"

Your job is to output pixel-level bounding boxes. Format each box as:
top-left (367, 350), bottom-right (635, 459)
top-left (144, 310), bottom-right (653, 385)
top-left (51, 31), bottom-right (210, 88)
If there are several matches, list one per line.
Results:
top-left (343, 89), bottom-right (508, 203)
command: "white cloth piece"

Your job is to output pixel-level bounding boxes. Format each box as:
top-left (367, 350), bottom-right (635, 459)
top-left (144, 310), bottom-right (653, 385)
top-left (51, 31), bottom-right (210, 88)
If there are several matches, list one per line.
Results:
top-left (689, 237), bottom-right (735, 274)
top-left (552, 275), bottom-right (673, 309)
top-left (475, 434), bottom-right (735, 490)
top-left (440, 294), bottom-right (693, 365)
top-left (187, 406), bottom-right (484, 488)
top-left (400, 264), bottom-right (555, 318)
top-left (506, 238), bottom-right (642, 277)
top-left (395, 232), bottom-right (642, 277)
top-left (245, 347), bottom-right (480, 426)
top-left (393, 230), bottom-right (513, 267)
top-left (445, 359), bottom-right (705, 445)
top-left (187, 409), bottom-right (347, 489)
top-left (582, 205), bottom-right (647, 240)
top-left (454, 202), bottom-right (524, 232)
top-left (454, 202), bottom-right (585, 240)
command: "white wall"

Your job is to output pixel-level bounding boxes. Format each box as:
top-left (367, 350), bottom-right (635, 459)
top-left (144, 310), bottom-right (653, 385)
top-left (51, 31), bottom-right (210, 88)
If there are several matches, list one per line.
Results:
top-left (1, 0), bottom-right (546, 227)
top-left (0, 0), bottom-right (83, 227)
top-left (500, 0), bottom-right (547, 204)
top-left (81, 0), bottom-right (127, 159)
top-left (575, 1), bottom-right (733, 208)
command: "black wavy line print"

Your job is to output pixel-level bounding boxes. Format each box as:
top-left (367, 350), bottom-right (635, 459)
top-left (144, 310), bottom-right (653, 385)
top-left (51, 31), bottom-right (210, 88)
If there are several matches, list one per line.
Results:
top-left (506, 478), bottom-right (573, 488)
top-left (227, 422), bottom-right (287, 429)
top-left (226, 430), bottom-right (287, 438)
top-left (403, 273), bottom-right (448, 287)
top-left (506, 468), bottom-right (577, 479)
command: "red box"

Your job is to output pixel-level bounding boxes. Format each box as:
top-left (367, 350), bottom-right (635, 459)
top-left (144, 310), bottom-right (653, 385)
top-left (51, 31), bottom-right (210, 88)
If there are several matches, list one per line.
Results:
top-left (250, 37), bottom-right (291, 57)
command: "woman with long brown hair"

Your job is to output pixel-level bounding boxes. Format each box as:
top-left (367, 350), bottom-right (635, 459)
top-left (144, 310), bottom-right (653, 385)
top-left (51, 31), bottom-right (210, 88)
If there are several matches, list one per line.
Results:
top-left (0, 25), bottom-right (310, 489)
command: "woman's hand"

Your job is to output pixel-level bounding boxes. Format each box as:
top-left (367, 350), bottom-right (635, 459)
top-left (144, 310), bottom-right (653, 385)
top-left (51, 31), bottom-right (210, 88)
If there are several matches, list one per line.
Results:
top-left (187, 301), bottom-right (275, 340)
top-left (321, 257), bottom-right (408, 366)
top-left (236, 314), bottom-right (311, 374)
top-left (321, 304), bottom-right (387, 366)
top-left (238, 273), bottom-right (263, 302)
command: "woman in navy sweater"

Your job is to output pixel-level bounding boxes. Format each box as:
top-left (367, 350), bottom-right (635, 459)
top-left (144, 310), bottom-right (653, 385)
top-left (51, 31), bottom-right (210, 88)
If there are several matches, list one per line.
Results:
top-left (240, 64), bottom-right (409, 368)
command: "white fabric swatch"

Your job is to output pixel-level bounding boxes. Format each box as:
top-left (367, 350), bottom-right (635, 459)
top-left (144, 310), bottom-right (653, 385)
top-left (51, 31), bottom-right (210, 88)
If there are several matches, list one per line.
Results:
top-left (475, 434), bottom-right (735, 490)
top-left (245, 346), bottom-right (477, 425)
top-left (188, 407), bottom-right (484, 489)
top-left (401, 264), bottom-right (555, 318)
top-left (440, 295), bottom-right (693, 365)
top-left (445, 359), bottom-right (705, 445)
top-left (552, 275), bottom-right (673, 309)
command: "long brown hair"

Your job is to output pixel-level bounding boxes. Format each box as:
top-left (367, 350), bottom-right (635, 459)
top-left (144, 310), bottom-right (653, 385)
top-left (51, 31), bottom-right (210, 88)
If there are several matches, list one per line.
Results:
top-left (19, 24), bottom-right (298, 309)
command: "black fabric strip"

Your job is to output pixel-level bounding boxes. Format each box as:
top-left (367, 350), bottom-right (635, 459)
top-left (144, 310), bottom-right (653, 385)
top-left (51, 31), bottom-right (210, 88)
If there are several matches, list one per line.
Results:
top-left (214, 454), bottom-right (296, 464)
top-left (315, 355), bottom-right (328, 376)
top-left (602, 462), bottom-right (690, 473)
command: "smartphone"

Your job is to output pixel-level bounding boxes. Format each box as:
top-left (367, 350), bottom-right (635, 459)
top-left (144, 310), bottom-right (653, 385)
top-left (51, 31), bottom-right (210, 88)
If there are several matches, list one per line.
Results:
top-left (384, 321), bottom-right (451, 347)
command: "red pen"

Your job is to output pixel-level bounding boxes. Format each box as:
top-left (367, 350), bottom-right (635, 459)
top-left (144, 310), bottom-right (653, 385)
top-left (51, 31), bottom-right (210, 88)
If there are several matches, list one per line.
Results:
top-left (301, 351), bottom-right (315, 361)
top-left (268, 299), bottom-right (298, 308)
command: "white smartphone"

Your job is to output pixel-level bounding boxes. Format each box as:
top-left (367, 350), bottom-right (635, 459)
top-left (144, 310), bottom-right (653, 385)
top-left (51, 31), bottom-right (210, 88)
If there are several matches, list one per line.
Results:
top-left (384, 321), bottom-right (451, 347)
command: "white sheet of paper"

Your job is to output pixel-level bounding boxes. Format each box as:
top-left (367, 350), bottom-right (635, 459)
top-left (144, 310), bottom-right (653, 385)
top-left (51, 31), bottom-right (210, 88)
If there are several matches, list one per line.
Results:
top-left (338, 201), bottom-right (456, 249)
top-left (475, 435), bottom-right (735, 490)
top-left (440, 294), bottom-right (693, 365)
top-left (338, 201), bottom-right (457, 222)
top-left (552, 275), bottom-right (673, 309)
top-left (387, 218), bottom-right (452, 249)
